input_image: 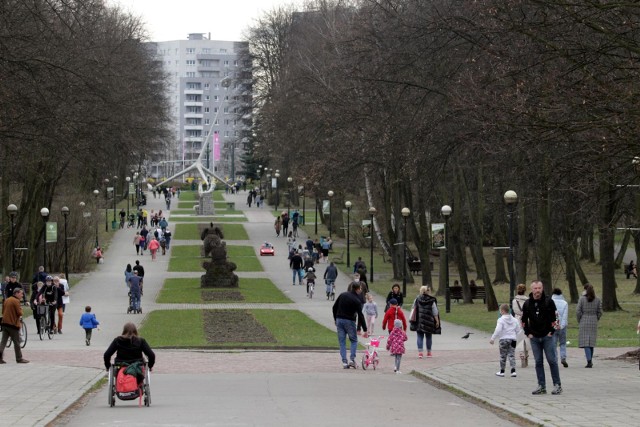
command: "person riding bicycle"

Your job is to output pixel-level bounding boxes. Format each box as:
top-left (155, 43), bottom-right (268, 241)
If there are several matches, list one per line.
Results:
top-left (29, 281), bottom-right (45, 335)
top-left (119, 209), bottom-right (126, 229)
top-left (41, 276), bottom-right (58, 333)
top-left (127, 213), bottom-right (135, 228)
top-left (304, 267), bottom-right (317, 296)
top-left (104, 322), bottom-right (155, 382)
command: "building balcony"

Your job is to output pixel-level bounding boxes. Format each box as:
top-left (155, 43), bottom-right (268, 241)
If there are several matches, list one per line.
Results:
top-left (184, 125), bottom-right (203, 131)
top-left (184, 101), bottom-right (203, 107)
top-left (184, 136), bottom-right (203, 142)
top-left (184, 113), bottom-right (203, 119)
top-left (197, 65), bottom-right (220, 73)
top-left (184, 89), bottom-right (203, 95)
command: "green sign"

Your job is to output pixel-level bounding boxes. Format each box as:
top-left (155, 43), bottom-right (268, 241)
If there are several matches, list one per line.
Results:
top-left (46, 222), bottom-right (58, 243)
top-left (129, 183), bottom-right (135, 194)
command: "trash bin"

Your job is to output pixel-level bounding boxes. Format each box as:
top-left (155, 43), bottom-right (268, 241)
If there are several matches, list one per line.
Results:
top-left (111, 220), bottom-right (118, 230)
top-left (299, 215), bottom-right (304, 225)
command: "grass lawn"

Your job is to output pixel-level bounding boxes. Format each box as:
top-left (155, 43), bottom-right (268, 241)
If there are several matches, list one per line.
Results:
top-left (178, 191), bottom-right (197, 201)
top-left (157, 277), bottom-right (291, 303)
top-left (172, 216), bottom-right (247, 223)
top-left (178, 201), bottom-right (197, 209)
top-left (140, 309), bottom-right (337, 348)
top-left (174, 223), bottom-right (249, 240)
top-left (169, 245), bottom-right (262, 272)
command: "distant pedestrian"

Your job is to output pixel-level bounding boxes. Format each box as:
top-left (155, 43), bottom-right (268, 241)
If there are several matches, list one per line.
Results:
top-left (94, 247), bottom-right (103, 264)
top-left (332, 282), bottom-right (367, 369)
top-left (551, 288), bottom-right (569, 368)
top-left (385, 284), bottom-right (404, 311)
top-left (382, 298), bottom-right (407, 333)
top-left (148, 237), bottom-right (160, 261)
top-left (124, 264), bottom-right (133, 288)
top-left (412, 286), bottom-right (439, 359)
top-left (577, 284), bottom-right (603, 368)
top-left (521, 280), bottom-right (562, 395)
top-left (324, 262), bottom-right (338, 299)
top-left (282, 213), bottom-right (289, 236)
top-left (132, 260), bottom-right (145, 288)
top-left (490, 303), bottom-right (520, 377)
top-left (79, 306), bottom-right (100, 346)
top-left (274, 217), bottom-right (281, 237)
top-left (127, 271), bottom-right (142, 312)
top-left (363, 293), bottom-right (378, 334)
top-left (53, 276), bottom-right (68, 334)
top-left (386, 319), bottom-right (407, 373)
top-left (158, 217), bottom-right (168, 233)
top-left (164, 229), bottom-right (172, 249)
top-left (512, 283), bottom-right (530, 367)
top-left (290, 251), bottom-right (304, 286)
top-left (0, 288), bottom-right (29, 363)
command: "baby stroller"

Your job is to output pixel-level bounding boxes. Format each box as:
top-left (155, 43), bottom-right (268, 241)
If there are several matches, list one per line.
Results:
top-left (127, 214), bottom-right (135, 228)
top-left (107, 360), bottom-right (151, 407)
top-left (325, 280), bottom-right (336, 301)
top-left (127, 292), bottom-right (142, 314)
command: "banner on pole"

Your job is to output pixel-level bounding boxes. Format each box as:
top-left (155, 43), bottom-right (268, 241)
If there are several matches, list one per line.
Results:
top-left (431, 223), bottom-right (445, 249)
top-left (322, 200), bottom-right (330, 216)
top-left (46, 222), bottom-right (58, 243)
top-left (362, 219), bottom-right (372, 238)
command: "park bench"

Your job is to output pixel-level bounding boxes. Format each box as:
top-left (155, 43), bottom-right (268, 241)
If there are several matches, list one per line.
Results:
top-left (332, 250), bottom-right (345, 264)
top-left (450, 285), bottom-right (486, 303)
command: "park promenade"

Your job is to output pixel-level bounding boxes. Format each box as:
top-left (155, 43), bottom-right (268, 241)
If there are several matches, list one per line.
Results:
top-left (0, 190), bottom-right (637, 426)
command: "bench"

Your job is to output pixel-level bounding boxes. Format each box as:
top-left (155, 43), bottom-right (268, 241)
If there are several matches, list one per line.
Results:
top-left (332, 250), bottom-right (345, 263)
top-left (450, 285), bottom-right (486, 303)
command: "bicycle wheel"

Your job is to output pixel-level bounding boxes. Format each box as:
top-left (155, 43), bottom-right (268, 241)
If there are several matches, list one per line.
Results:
top-left (46, 313), bottom-right (53, 339)
top-left (309, 285), bottom-right (314, 299)
top-left (361, 353), bottom-right (369, 370)
top-left (107, 367), bottom-right (115, 407)
top-left (19, 322), bottom-right (27, 348)
top-left (39, 317), bottom-right (45, 341)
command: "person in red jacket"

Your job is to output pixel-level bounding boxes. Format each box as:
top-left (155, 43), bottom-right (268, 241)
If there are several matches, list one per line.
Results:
top-left (148, 237), bottom-right (160, 261)
top-left (382, 298), bottom-right (407, 332)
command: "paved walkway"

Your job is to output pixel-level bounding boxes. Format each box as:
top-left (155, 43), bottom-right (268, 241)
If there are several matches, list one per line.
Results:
top-left (2, 190), bottom-right (638, 426)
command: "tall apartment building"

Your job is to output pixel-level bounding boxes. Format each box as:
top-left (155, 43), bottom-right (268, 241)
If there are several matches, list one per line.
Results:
top-left (149, 33), bottom-right (251, 181)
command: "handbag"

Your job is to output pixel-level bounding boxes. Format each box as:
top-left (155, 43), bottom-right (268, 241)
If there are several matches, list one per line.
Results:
top-left (409, 321), bottom-right (418, 332)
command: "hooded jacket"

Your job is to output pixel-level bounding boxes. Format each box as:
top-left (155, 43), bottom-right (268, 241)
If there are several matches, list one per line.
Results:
top-left (521, 291), bottom-right (557, 338)
top-left (491, 313), bottom-right (521, 341)
top-left (551, 294), bottom-right (568, 329)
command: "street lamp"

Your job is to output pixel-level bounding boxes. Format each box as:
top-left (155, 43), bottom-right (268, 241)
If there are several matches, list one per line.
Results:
top-left (267, 174), bottom-right (272, 197)
top-left (345, 201), bottom-right (352, 268)
top-left (61, 206), bottom-right (70, 281)
top-left (40, 207), bottom-right (50, 270)
top-left (93, 189), bottom-right (100, 247)
top-left (112, 175), bottom-right (118, 223)
top-left (314, 181), bottom-right (319, 235)
top-left (133, 172), bottom-right (139, 207)
top-left (125, 176), bottom-right (131, 217)
top-left (328, 190), bottom-right (334, 239)
top-left (369, 207), bottom-right (376, 283)
top-left (274, 171), bottom-right (281, 212)
top-left (287, 176), bottom-right (293, 217)
top-left (441, 205), bottom-right (452, 313)
top-left (401, 207), bottom-right (410, 297)
top-left (7, 204), bottom-right (18, 271)
top-left (504, 190), bottom-right (518, 307)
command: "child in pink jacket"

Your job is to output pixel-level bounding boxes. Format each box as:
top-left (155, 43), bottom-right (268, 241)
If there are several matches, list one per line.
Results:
top-left (387, 319), bottom-right (408, 373)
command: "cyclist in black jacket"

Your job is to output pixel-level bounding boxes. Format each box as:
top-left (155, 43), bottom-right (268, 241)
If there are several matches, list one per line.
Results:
top-left (41, 276), bottom-right (58, 334)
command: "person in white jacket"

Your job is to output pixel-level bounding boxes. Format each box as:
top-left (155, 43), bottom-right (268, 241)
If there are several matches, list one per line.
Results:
top-left (490, 303), bottom-right (521, 377)
top-left (552, 288), bottom-right (569, 368)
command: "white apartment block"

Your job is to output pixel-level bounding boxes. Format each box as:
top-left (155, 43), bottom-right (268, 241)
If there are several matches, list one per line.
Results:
top-left (149, 33), bottom-right (251, 180)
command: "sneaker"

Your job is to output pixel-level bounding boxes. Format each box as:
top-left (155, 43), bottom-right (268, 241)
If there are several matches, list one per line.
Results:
top-left (551, 385), bottom-right (563, 395)
top-left (348, 360), bottom-right (356, 369)
top-left (418, 352), bottom-right (423, 359)
top-left (561, 358), bottom-right (568, 368)
top-left (343, 363), bottom-right (350, 369)
top-left (510, 371), bottom-right (517, 378)
top-left (496, 371), bottom-right (505, 377)
top-left (86, 339), bottom-right (90, 346)
top-left (532, 385), bottom-right (546, 395)
top-left (58, 330), bottom-right (62, 334)
top-left (393, 368), bottom-right (397, 372)
top-left (395, 371), bottom-right (402, 374)
top-left (16, 359), bottom-right (30, 364)
top-left (427, 351), bottom-right (432, 358)
top-left (0, 360), bottom-right (5, 364)
top-left (585, 361), bottom-right (593, 368)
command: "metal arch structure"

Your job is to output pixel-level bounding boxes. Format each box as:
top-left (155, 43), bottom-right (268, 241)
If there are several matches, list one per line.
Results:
top-left (155, 77), bottom-right (233, 195)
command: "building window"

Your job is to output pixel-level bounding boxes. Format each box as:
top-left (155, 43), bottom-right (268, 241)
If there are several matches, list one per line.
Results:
top-left (224, 131), bottom-right (229, 137)
top-left (224, 60), bottom-right (229, 66)
top-left (202, 48), bottom-right (211, 53)
top-left (214, 107), bottom-right (218, 113)
top-left (213, 95), bottom-right (219, 102)
top-left (214, 119), bottom-right (219, 125)
top-left (224, 95), bottom-right (229, 101)
top-left (186, 72), bottom-right (195, 77)
top-left (234, 60), bottom-right (238, 66)
top-left (204, 119), bottom-right (210, 125)
top-left (204, 83), bottom-right (210, 89)
top-left (220, 48), bottom-right (227, 53)
top-left (186, 48), bottom-right (195, 54)
top-left (223, 107), bottom-right (229, 113)
top-left (204, 95), bottom-right (210, 101)
top-left (186, 60), bottom-right (196, 66)
top-left (204, 107), bottom-right (210, 113)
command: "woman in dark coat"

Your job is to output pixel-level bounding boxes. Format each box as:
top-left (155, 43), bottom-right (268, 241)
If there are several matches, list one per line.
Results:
top-left (385, 284), bottom-right (404, 310)
top-left (577, 284), bottom-right (603, 368)
top-left (412, 286), bottom-right (439, 358)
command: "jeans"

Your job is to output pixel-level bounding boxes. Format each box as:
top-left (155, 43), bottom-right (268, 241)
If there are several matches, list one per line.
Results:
top-left (336, 318), bottom-right (357, 363)
top-left (416, 331), bottom-right (433, 351)
top-left (584, 346), bottom-right (594, 361)
top-left (530, 335), bottom-right (561, 387)
top-left (554, 327), bottom-right (567, 360)
top-left (292, 268), bottom-right (303, 285)
top-left (130, 293), bottom-right (141, 310)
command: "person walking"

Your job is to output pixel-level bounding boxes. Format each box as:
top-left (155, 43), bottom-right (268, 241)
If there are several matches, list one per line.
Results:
top-left (382, 298), bottom-right (407, 333)
top-left (0, 288), bottom-right (29, 364)
top-left (158, 217), bottom-right (168, 233)
top-left (551, 288), bottom-right (569, 368)
top-left (577, 284), bottom-right (603, 368)
top-left (29, 281), bottom-right (45, 335)
top-left (274, 216), bottom-right (281, 237)
top-left (387, 319), bottom-right (408, 374)
top-left (54, 276), bottom-right (69, 334)
top-left (363, 293), bottom-right (378, 334)
top-left (332, 282), bottom-right (367, 369)
top-left (132, 260), bottom-right (145, 290)
top-left (324, 262), bottom-right (338, 299)
top-left (124, 264), bottom-right (133, 288)
top-left (164, 228), bottom-right (172, 250)
top-left (512, 283), bottom-right (530, 367)
top-left (282, 213), bottom-right (290, 236)
top-left (127, 271), bottom-right (143, 312)
top-left (521, 280), bottom-right (562, 395)
top-left (385, 284), bottom-right (404, 311)
top-left (79, 306), bottom-right (100, 346)
top-left (133, 232), bottom-right (142, 255)
top-left (490, 303), bottom-right (520, 377)
top-left (289, 250), bottom-right (304, 286)
top-left (148, 237), bottom-right (160, 261)
top-left (411, 286), bottom-right (439, 358)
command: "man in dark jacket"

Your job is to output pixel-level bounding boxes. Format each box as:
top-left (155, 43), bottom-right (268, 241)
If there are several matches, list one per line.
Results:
top-left (521, 280), bottom-right (562, 395)
top-left (289, 251), bottom-right (304, 286)
top-left (332, 282), bottom-right (367, 369)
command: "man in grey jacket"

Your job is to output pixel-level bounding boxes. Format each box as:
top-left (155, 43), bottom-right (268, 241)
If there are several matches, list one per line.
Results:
top-left (552, 288), bottom-right (569, 368)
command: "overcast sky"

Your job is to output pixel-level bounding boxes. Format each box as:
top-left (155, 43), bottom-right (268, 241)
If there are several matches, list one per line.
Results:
top-left (110, 0), bottom-right (302, 42)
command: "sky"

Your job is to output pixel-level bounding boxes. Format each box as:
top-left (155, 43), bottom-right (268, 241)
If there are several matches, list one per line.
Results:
top-left (110, 0), bottom-right (302, 42)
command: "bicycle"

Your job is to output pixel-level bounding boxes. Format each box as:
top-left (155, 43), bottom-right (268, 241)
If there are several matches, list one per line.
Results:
top-left (361, 336), bottom-right (385, 370)
top-left (307, 280), bottom-right (315, 299)
top-left (37, 304), bottom-right (53, 340)
top-left (1, 318), bottom-right (27, 349)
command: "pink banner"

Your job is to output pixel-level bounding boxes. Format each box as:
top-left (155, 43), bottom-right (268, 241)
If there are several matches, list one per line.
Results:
top-left (213, 132), bottom-right (220, 161)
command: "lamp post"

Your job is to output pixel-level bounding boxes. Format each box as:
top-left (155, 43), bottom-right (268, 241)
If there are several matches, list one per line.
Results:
top-left (287, 176), bottom-right (293, 217)
top-left (7, 204), bottom-right (18, 271)
top-left (504, 190), bottom-right (518, 307)
top-left (93, 189), bottom-right (100, 247)
top-left (328, 190), bottom-right (334, 239)
top-left (274, 171), bottom-right (281, 212)
top-left (441, 205), bottom-right (452, 313)
top-left (112, 175), bottom-right (118, 223)
top-left (369, 207), bottom-right (376, 283)
top-left (301, 178), bottom-right (306, 225)
top-left (345, 201), bottom-right (352, 268)
top-left (401, 207), bottom-right (410, 297)
top-left (314, 181), bottom-right (319, 235)
top-left (40, 207), bottom-right (50, 270)
top-left (133, 172), bottom-right (138, 207)
top-left (257, 165), bottom-right (262, 193)
top-left (125, 176), bottom-right (131, 217)
top-left (61, 206), bottom-right (70, 281)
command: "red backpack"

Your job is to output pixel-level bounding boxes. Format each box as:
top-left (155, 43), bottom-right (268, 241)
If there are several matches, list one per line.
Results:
top-left (116, 367), bottom-right (140, 400)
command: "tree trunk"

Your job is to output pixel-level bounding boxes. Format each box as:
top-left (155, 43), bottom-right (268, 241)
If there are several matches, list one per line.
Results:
top-left (492, 207), bottom-right (508, 283)
top-left (452, 173), bottom-right (472, 303)
top-left (633, 232), bottom-right (640, 294)
top-left (614, 228), bottom-right (631, 269)
top-left (516, 200), bottom-right (528, 285)
top-left (562, 243), bottom-right (579, 304)
top-left (599, 183), bottom-right (621, 311)
top-left (536, 185), bottom-right (553, 295)
top-left (415, 188), bottom-right (433, 286)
